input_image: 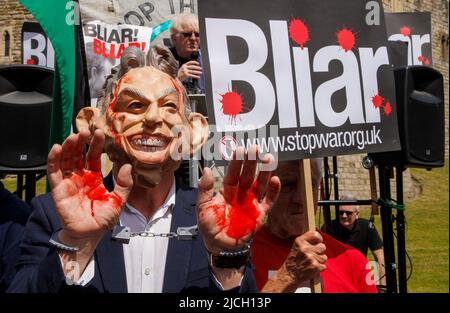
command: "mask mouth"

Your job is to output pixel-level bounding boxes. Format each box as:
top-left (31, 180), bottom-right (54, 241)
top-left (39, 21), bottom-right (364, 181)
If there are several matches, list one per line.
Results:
top-left (128, 134), bottom-right (172, 152)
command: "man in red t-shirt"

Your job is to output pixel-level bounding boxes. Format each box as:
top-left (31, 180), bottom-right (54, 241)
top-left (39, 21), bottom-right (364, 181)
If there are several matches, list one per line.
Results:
top-left (252, 160), bottom-right (378, 293)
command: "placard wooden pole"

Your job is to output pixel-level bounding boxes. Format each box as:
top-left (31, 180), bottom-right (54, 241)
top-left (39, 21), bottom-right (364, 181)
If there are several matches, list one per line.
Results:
top-left (298, 159), bottom-right (322, 293)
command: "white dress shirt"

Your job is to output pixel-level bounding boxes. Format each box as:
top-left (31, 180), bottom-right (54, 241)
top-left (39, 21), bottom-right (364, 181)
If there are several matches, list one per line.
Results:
top-left (121, 181), bottom-right (175, 293)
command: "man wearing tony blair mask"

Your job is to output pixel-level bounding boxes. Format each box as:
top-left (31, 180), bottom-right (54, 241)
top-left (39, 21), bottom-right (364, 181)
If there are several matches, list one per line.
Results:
top-left (8, 45), bottom-right (280, 293)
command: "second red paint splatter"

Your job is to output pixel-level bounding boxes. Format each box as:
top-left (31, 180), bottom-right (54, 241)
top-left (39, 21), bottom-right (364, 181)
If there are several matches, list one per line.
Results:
top-left (336, 27), bottom-right (356, 52)
top-left (208, 191), bottom-right (260, 241)
top-left (372, 92), bottom-right (393, 116)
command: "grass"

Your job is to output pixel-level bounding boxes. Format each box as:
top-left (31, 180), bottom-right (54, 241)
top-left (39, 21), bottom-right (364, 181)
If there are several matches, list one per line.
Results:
top-left (402, 161), bottom-right (449, 293)
top-left (3, 175), bottom-right (47, 197)
top-left (317, 160), bottom-right (449, 293)
top-left (3, 161), bottom-right (449, 293)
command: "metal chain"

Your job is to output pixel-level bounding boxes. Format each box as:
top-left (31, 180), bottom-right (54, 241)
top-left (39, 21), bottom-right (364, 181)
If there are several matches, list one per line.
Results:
top-left (130, 231), bottom-right (178, 238)
top-left (112, 225), bottom-right (199, 244)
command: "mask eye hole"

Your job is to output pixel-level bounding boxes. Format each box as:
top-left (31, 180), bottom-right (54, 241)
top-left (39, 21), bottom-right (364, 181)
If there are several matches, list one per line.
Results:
top-left (127, 102), bottom-right (145, 111)
top-left (164, 102), bottom-right (177, 109)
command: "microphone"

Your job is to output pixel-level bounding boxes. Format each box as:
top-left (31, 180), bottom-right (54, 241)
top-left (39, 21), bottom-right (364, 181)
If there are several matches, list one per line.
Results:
top-left (189, 51), bottom-right (200, 94)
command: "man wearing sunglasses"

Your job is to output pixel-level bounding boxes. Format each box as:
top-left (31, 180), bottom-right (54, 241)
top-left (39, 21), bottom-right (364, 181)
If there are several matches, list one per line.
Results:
top-left (169, 13), bottom-right (204, 93)
top-left (328, 194), bottom-right (385, 287)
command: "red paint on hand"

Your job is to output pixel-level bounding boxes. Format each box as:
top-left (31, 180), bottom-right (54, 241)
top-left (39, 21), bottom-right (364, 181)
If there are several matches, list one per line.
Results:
top-left (227, 192), bottom-right (260, 240)
top-left (400, 26), bottom-right (411, 37)
top-left (209, 192), bottom-right (260, 241)
top-left (70, 170), bottom-right (122, 217)
top-left (289, 18), bottom-right (309, 49)
top-left (336, 27), bottom-right (355, 52)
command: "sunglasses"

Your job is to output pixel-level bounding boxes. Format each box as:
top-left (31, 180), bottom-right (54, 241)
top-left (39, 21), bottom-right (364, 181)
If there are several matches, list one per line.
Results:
top-left (339, 210), bottom-right (355, 216)
top-left (181, 32), bottom-right (200, 38)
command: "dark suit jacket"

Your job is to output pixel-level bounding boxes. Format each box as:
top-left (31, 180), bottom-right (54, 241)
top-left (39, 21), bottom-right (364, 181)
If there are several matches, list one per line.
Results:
top-left (7, 174), bottom-right (257, 293)
top-left (0, 181), bottom-right (31, 292)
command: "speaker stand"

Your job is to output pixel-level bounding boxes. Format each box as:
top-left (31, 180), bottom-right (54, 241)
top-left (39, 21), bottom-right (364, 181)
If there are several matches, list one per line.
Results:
top-left (1, 166), bottom-right (46, 204)
top-left (396, 166), bottom-right (407, 293)
top-left (16, 174), bottom-right (24, 199)
top-left (378, 165), bottom-right (398, 293)
top-left (322, 157), bottom-right (332, 233)
top-left (332, 156), bottom-right (341, 240)
top-left (25, 173), bottom-right (37, 204)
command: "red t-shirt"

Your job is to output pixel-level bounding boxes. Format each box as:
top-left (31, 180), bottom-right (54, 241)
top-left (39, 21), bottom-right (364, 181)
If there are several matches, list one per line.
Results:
top-left (252, 226), bottom-right (378, 293)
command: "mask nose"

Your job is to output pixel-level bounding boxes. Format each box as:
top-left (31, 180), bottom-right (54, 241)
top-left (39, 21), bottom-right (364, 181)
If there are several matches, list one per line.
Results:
top-left (144, 104), bottom-right (163, 126)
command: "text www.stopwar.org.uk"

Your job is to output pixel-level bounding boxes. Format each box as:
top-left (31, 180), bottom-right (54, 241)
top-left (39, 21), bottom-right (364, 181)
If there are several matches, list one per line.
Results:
top-left (241, 125), bottom-right (382, 154)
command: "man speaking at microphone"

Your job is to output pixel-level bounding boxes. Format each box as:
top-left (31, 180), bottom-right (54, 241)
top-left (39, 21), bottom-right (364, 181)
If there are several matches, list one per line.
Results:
top-left (169, 13), bottom-right (205, 94)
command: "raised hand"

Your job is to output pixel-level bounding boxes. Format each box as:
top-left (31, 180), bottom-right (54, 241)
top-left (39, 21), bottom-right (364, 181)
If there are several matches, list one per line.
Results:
top-left (177, 60), bottom-right (202, 82)
top-left (196, 145), bottom-right (281, 254)
top-left (262, 231), bottom-right (327, 292)
top-left (47, 129), bottom-right (133, 241)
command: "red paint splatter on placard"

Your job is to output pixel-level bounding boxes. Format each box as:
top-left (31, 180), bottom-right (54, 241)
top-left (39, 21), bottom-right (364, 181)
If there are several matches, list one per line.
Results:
top-left (400, 26), bottom-right (411, 37)
top-left (418, 55), bottom-right (431, 65)
top-left (220, 90), bottom-right (243, 124)
top-left (384, 101), bottom-right (392, 116)
top-left (289, 18), bottom-right (309, 49)
top-left (372, 92), bottom-right (394, 117)
top-left (336, 27), bottom-right (355, 52)
top-left (208, 192), bottom-right (260, 241)
top-left (26, 58), bottom-right (35, 65)
top-left (70, 170), bottom-right (122, 217)
top-left (371, 93), bottom-right (384, 108)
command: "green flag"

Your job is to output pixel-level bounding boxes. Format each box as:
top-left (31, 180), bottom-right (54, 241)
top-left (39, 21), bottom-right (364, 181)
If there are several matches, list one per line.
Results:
top-left (19, 0), bottom-right (76, 145)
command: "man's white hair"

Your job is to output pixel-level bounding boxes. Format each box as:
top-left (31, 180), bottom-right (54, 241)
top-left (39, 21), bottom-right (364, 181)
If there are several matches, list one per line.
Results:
top-left (340, 194), bottom-right (360, 211)
top-left (170, 12), bottom-right (199, 36)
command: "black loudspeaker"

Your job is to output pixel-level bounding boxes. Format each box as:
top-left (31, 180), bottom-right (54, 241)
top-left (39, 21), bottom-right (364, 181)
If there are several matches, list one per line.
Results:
top-left (0, 64), bottom-right (53, 171)
top-left (369, 65), bottom-right (444, 168)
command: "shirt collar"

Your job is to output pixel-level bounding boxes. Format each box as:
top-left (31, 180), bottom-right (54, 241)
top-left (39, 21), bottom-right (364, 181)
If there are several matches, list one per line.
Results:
top-left (114, 175), bottom-right (176, 224)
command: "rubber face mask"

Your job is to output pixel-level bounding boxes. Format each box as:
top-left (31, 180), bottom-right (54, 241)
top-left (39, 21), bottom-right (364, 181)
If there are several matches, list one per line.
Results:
top-left (99, 66), bottom-right (193, 188)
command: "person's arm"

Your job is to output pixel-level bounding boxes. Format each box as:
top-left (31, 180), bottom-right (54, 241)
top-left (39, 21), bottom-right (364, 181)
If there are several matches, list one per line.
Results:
top-left (209, 265), bottom-right (246, 290)
top-left (196, 146), bottom-right (281, 290)
top-left (177, 60), bottom-right (202, 82)
top-left (262, 231), bottom-right (327, 293)
top-left (7, 196), bottom-right (77, 293)
top-left (368, 225), bottom-right (385, 286)
top-left (45, 130), bottom-right (132, 284)
top-left (0, 223), bottom-right (24, 292)
top-left (372, 248), bottom-right (386, 286)
top-left (9, 130), bottom-right (133, 293)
